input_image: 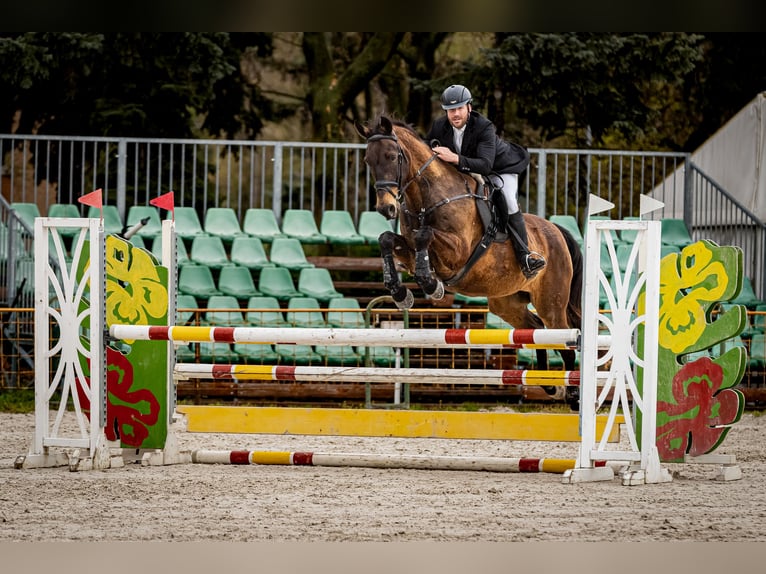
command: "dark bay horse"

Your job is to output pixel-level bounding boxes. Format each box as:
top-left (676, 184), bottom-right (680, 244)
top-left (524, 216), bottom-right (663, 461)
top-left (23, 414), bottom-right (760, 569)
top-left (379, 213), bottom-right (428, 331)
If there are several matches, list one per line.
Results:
top-left (355, 114), bottom-right (583, 376)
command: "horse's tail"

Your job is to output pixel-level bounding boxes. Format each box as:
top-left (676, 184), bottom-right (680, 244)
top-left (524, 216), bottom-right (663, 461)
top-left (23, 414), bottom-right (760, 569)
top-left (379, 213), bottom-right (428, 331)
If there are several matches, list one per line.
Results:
top-left (554, 223), bottom-right (583, 329)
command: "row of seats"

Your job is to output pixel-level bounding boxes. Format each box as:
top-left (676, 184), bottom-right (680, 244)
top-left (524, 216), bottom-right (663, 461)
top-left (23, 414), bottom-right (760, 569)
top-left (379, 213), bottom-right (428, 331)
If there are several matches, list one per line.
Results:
top-left (178, 264), bottom-right (343, 303)
top-left (549, 214), bottom-right (697, 249)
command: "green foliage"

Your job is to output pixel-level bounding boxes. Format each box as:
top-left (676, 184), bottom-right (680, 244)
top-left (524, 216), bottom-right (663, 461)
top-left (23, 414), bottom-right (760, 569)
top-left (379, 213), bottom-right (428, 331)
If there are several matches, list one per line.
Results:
top-left (0, 389), bottom-right (35, 413)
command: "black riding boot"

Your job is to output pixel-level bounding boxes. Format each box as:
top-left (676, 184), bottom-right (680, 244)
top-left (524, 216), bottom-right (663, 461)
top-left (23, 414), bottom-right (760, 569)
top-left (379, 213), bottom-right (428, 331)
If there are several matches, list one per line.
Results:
top-left (507, 211), bottom-right (546, 279)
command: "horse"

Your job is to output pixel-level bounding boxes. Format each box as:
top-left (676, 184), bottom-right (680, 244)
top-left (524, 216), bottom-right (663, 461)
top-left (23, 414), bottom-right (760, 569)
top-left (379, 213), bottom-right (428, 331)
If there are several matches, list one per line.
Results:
top-left (355, 114), bottom-right (584, 384)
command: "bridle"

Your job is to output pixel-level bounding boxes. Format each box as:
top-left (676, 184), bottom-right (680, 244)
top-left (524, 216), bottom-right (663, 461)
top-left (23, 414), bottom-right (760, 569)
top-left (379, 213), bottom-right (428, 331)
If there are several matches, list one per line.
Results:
top-left (366, 130), bottom-right (481, 227)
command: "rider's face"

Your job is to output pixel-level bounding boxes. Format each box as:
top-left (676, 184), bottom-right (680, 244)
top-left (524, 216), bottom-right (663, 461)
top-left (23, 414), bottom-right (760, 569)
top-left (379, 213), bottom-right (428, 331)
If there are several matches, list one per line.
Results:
top-left (446, 104), bottom-right (470, 129)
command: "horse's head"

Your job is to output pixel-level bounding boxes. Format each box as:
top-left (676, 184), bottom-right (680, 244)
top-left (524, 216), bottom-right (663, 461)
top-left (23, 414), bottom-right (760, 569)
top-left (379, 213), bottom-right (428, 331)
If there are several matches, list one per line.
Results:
top-left (355, 115), bottom-right (406, 220)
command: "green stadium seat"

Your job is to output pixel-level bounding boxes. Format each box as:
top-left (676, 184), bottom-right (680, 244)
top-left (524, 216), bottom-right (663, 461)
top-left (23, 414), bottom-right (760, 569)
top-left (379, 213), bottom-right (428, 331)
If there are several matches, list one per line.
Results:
top-left (205, 294), bottom-right (248, 326)
top-left (282, 209), bottom-right (327, 244)
top-left (178, 264), bottom-right (221, 300)
top-left (269, 237), bottom-right (315, 270)
top-left (257, 266), bottom-right (301, 301)
top-left (230, 236), bottom-right (275, 270)
top-left (174, 343), bottom-right (198, 363)
top-left (126, 205), bottom-right (163, 239)
top-left (175, 294), bottom-right (200, 326)
top-left (748, 333), bottom-right (766, 370)
top-left (151, 235), bottom-right (194, 267)
top-left (618, 216), bottom-right (641, 244)
top-left (327, 297), bottom-right (365, 328)
top-left (357, 210), bottom-right (394, 245)
top-left (275, 343), bottom-right (322, 365)
top-left (88, 205), bottom-right (124, 236)
top-left (548, 214), bottom-right (583, 246)
top-left (315, 344), bottom-right (363, 366)
top-left (660, 218), bottom-right (693, 248)
top-left (286, 296), bottom-right (327, 328)
top-left (365, 345), bottom-right (399, 367)
top-left (297, 267), bottom-right (343, 302)
top-left (245, 295), bottom-right (290, 328)
top-left (170, 206), bottom-right (207, 240)
top-left (0, 225), bottom-right (29, 262)
top-left (190, 235), bottom-right (234, 269)
top-left (730, 276), bottom-right (763, 309)
top-left (128, 235), bottom-right (148, 250)
top-left (47, 203), bottom-right (82, 237)
top-left (217, 265), bottom-right (260, 299)
top-left (198, 341), bottom-right (239, 364)
top-left (320, 210), bottom-right (365, 245)
top-left (485, 311), bottom-right (511, 329)
top-left (10, 202), bottom-right (41, 231)
top-left (454, 293), bottom-right (488, 306)
top-left (242, 208), bottom-right (286, 243)
top-left (752, 304), bottom-right (766, 334)
top-left (203, 207), bottom-right (246, 243)
top-left (233, 343), bottom-right (280, 364)
top-left (588, 215), bottom-right (622, 245)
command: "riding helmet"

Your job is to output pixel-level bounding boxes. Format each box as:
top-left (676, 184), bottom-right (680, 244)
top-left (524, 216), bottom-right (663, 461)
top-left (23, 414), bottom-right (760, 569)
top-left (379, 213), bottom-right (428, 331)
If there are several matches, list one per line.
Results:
top-left (440, 85), bottom-right (472, 110)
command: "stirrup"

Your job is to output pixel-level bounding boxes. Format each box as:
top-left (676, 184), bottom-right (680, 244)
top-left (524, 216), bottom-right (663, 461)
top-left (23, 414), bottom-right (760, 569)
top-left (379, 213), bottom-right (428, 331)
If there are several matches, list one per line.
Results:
top-left (522, 252), bottom-right (546, 279)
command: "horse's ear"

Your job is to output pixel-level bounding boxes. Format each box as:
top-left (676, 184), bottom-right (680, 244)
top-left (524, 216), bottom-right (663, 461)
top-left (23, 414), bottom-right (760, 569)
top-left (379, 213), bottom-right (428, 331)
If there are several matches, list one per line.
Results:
top-left (380, 115), bottom-right (393, 135)
top-left (354, 120), bottom-right (370, 141)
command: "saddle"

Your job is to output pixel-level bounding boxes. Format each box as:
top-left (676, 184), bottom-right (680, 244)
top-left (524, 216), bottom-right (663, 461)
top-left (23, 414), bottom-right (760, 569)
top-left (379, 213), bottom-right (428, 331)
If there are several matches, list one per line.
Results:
top-left (470, 173), bottom-right (508, 244)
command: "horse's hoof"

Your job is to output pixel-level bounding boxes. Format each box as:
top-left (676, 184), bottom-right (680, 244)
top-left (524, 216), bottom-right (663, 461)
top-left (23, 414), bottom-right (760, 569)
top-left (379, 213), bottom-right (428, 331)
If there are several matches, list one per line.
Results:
top-left (395, 290), bottom-right (414, 310)
top-left (428, 282), bottom-right (445, 301)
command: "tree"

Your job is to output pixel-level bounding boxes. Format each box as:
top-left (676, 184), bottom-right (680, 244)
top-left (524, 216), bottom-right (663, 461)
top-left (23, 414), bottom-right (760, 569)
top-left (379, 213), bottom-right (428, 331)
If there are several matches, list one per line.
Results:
top-left (0, 32), bottom-right (273, 139)
top-left (474, 33), bottom-right (704, 149)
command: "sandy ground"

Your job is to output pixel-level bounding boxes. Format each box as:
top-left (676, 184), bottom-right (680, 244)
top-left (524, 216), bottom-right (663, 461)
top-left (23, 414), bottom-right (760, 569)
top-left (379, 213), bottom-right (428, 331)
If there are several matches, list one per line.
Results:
top-left (1, 410), bottom-right (766, 543)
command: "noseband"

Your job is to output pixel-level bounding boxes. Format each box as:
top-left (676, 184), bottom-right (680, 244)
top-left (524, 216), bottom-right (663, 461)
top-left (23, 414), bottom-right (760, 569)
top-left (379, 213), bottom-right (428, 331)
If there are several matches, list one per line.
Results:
top-left (366, 132), bottom-right (439, 202)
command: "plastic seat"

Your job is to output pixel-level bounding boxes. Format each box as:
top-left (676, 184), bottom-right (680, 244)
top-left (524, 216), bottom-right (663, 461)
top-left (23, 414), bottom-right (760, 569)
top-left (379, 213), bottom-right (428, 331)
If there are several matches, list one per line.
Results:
top-left (245, 295), bottom-right (290, 328)
top-left (275, 343), bottom-right (322, 365)
top-left (151, 235), bottom-right (194, 267)
top-left (171, 206), bottom-right (207, 240)
top-left (203, 207), bottom-right (246, 243)
top-left (233, 343), bottom-right (280, 364)
top-left (175, 294), bottom-right (200, 326)
top-left (588, 215), bottom-right (621, 245)
top-left (286, 296), bottom-right (327, 328)
top-left (205, 294), bottom-right (248, 326)
top-left (242, 208), bottom-right (286, 243)
top-left (748, 333), bottom-right (766, 370)
top-left (327, 297), bottom-right (365, 328)
top-left (0, 225), bottom-right (29, 262)
top-left (230, 236), bottom-right (275, 270)
top-left (198, 341), bottom-right (239, 364)
top-left (365, 345), bottom-right (399, 367)
top-left (11, 202), bottom-right (41, 229)
top-left (217, 266), bottom-right (260, 299)
top-left (297, 267), bottom-right (343, 302)
top-left (47, 203), bottom-right (82, 237)
top-left (752, 304), bottom-right (766, 334)
top-left (269, 237), bottom-right (315, 270)
top-left (126, 205), bottom-right (163, 239)
top-left (178, 264), bottom-right (222, 300)
top-left (618, 216), bottom-right (641, 244)
top-left (257, 267), bottom-right (302, 301)
top-left (661, 218), bottom-right (693, 248)
top-left (454, 293), bottom-right (488, 306)
top-left (88, 205), bottom-right (124, 236)
top-left (548, 214), bottom-right (583, 246)
top-left (281, 209), bottom-right (327, 244)
top-left (320, 210), bottom-right (365, 245)
top-left (315, 344), bottom-right (363, 366)
top-left (730, 276), bottom-right (763, 309)
top-left (485, 311), bottom-right (511, 329)
top-left (128, 235), bottom-right (148, 250)
top-left (190, 235), bottom-right (234, 269)
top-left (357, 211), bottom-right (394, 245)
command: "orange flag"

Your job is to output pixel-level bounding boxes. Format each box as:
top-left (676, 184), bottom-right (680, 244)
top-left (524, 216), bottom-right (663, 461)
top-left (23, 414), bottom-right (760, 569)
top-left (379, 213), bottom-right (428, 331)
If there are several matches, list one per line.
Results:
top-left (78, 188), bottom-right (103, 209)
top-left (149, 191), bottom-right (175, 221)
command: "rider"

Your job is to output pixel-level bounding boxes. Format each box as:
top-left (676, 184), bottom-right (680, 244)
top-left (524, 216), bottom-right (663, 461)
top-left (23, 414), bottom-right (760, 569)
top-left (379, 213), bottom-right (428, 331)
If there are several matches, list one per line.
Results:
top-left (426, 84), bottom-right (546, 279)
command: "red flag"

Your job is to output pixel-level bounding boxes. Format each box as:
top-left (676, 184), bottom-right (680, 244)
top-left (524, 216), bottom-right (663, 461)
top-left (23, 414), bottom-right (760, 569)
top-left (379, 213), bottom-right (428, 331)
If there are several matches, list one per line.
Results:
top-left (78, 188), bottom-right (103, 209)
top-left (149, 191), bottom-right (175, 221)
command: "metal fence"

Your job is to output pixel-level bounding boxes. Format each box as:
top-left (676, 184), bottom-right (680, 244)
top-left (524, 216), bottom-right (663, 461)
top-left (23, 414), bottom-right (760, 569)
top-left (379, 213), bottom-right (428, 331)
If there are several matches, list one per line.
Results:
top-left (2, 133), bottom-right (764, 307)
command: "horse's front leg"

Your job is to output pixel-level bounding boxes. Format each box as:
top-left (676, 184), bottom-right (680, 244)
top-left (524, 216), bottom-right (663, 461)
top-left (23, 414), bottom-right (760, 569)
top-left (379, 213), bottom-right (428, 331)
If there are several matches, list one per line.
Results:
top-left (412, 227), bottom-right (444, 300)
top-left (379, 231), bottom-right (415, 309)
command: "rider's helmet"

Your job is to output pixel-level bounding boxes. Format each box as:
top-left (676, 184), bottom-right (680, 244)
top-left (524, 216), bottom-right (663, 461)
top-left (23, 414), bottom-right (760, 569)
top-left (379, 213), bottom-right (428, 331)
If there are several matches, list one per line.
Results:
top-left (440, 84), bottom-right (473, 110)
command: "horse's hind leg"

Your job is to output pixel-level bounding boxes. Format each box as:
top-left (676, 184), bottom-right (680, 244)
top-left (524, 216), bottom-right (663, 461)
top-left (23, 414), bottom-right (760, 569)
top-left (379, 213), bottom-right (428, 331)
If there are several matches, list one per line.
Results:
top-left (379, 231), bottom-right (414, 309)
top-left (413, 226), bottom-right (444, 300)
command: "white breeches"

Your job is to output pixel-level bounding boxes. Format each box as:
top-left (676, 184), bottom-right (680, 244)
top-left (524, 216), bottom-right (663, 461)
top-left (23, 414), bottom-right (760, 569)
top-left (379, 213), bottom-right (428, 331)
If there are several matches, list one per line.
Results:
top-left (487, 173), bottom-right (520, 214)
